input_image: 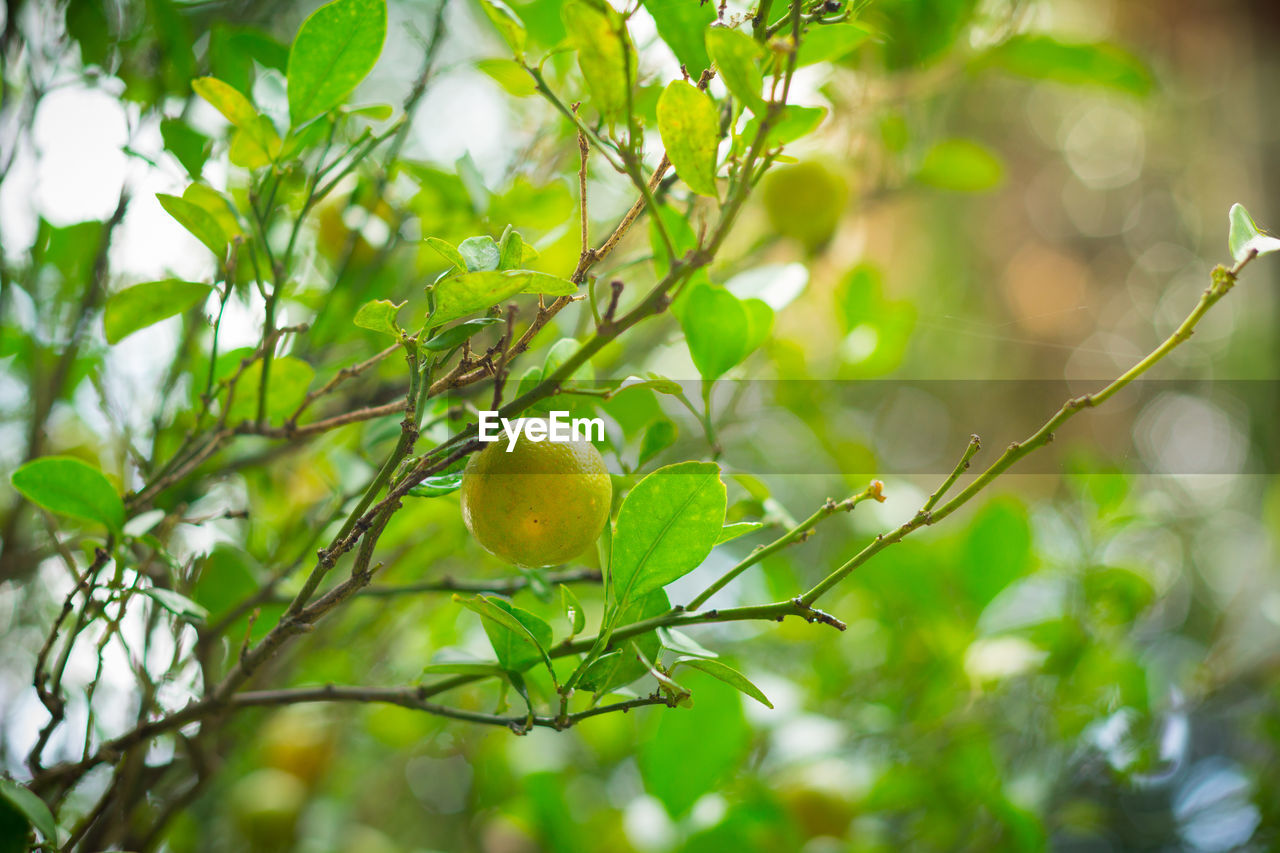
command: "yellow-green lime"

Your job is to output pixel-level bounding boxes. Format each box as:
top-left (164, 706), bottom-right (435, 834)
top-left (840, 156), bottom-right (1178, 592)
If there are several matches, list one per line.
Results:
top-left (460, 422), bottom-right (612, 567)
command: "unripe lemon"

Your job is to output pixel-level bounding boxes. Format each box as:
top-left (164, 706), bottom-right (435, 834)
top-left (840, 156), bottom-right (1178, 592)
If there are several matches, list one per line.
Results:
top-left (460, 421), bottom-right (611, 567)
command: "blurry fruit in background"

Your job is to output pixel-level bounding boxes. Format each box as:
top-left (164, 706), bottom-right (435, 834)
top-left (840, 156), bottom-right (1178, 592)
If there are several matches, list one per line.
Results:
top-left (762, 161), bottom-right (848, 251)
top-left (230, 768), bottom-right (307, 850)
top-left (260, 706), bottom-right (336, 786)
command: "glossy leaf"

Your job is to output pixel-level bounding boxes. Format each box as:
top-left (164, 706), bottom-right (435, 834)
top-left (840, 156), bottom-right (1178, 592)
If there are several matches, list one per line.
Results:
top-left (657, 80), bottom-right (720, 198)
top-left (157, 193), bottom-right (227, 258)
top-left (706, 27), bottom-right (765, 114)
top-left (672, 656), bottom-right (773, 707)
top-left (431, 270), bottom-right (575, 325)
top-left (353, 299), bottom-right (405, 337)
top-left (458, 235), bottom-right (501, 272)
top-left (407, 472), bottom-right (464, 497)
top-left (143, 587), bottom-right (209, 623)
top-left (287, 0), bottom-right (388, 125)
top-left (1228, 203), bottom-right (1280, 263)
top-left (103, 279), bottom-right (211, 344)
top-left (11, 456), bottom-right (124, 533)
top-left (610, 461), bottom-right (726, 605)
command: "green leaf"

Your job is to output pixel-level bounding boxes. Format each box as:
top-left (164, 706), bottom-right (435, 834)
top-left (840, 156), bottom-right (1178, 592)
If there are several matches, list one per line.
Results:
top-left (706, 27), bottom-right (765, 114)
top-left (542, 336), bottom-right (591, 381)
top-left (142, 587), bottom-right (209, 623)
top-left (423, 318), bottom-right (501, 352)
top-left (976, 35), bottom-right (1154, 97)
top-left (672, 657), bottom-right (772, 708)
top-left (914, 139), bottom-right (1004, 193)
top-left (286, 0), bottom-right (388, 125)
top-left (11, 456), bottom-right (124, 533)
top-left (796, 22), bottom-right (872, 66)
top-left (658, 626), bottom-right (718, 658)
top-left (680, 283), bottom-right (749, 380)
top-left (960, 498), bottom-right (1031, 610)
top-left (560, 583), bottom-right (586, 635)
top-left (193, 76), bottom-right (282, 167)
top-left (342, 103), bottom-right (394, 120)
top-left (742, 297), bottom-right (773, 354)
top-left (180, 184), bottom-right (242, 240)
top-left (657, 80), bottom-right (720, 198)
top-left (103, 279), bottom-right (211, 344)
top-left (638, 669), bottom-right (748, 817)
top-left (455, 594), bottom-right (554, 675)
top-left (744, 104), bottom-right (827, 147)
top-left (425, 236), bottom-right (468, 272)
top-left (563, 0), bottom-right (634, 126)
top-left (1228, 203), bottom-right (1280, 263)
top-left (498, 229), bottom-right (526, 270)
top-left (159, 118), bottom-right (210, 179)
top-left (0, 778), bottom-right (57, 845)
top-left (407, 472), bottom-right (464, 497)
top-left (157, 193), bottom-right (228, 258)
top-left (458, 235), bottom-right (501, 272)
top-left (192, 75), bottom-right (257, 126)
top-left (353, 298), bottom-right (405, 337)
top-left (619, 374), bottom-right (684, 396)
top-left (430, 270), bottom-right (575, 325)
top-left (610, 461), bottom-right (727, 605)
top-left (477, 58), bottom-right (537, 97)
top-left (638, 419), bottom-right (677, 467)
top-left (229, 116), bottom-right (283, 168)
top-left (716, 521), bottom-right (763, 544)
top-left (476, 0), bottom-right (527, 59)
top-left (579, 590), bottom-right (669, 693)
top-left (643, 0), bottom-right (716, 77)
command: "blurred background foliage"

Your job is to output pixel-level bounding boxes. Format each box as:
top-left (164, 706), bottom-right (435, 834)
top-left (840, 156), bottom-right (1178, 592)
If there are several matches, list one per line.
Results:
top-left (2, 0), bottom-right (1280, 850)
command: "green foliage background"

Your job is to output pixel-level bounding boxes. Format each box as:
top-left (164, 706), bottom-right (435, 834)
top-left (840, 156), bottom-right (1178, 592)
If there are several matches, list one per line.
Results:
top-left (1, 0), bottom-right (1279, 850)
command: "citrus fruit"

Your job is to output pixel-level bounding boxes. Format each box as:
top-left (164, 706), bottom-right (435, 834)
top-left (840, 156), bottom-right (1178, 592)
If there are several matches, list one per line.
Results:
top-left (460, 421), bottom-right (612, 566)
